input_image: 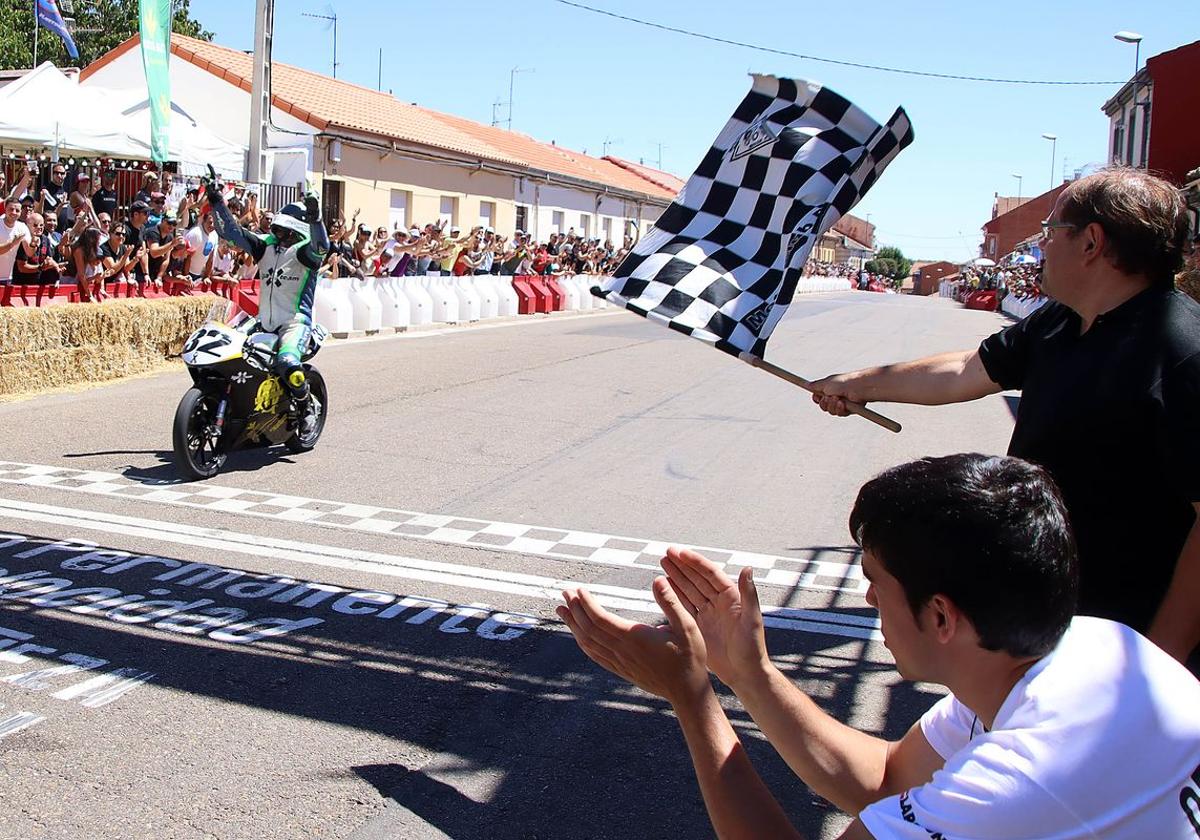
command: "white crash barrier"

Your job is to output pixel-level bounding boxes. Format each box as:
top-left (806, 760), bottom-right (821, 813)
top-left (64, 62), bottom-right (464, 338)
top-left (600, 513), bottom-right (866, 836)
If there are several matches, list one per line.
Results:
top-left (561, 275), bottom-right (593, 310)
top-left (494, 276), bottom-right (519, 316)
top-left (796, 276), bottom-right (852, 293)
top-left (375, 276), bottom-right (411, 329)
top-left (1001, 293), bottom-right (1049, 320)
top-left (453, 276), bottom-right (482, 322)
top-left (579, 275), bottom-right (607, 308)
top-left (423, 277), bottom-right (461, 323)
top-left (313, 275), bottom-right (354, 334)
top-left (470, 275), bottom-right (500, 319)
top-left (348, 277), bottom-right (384, 332)
top-left (400, 276), bottom-right (434, 326)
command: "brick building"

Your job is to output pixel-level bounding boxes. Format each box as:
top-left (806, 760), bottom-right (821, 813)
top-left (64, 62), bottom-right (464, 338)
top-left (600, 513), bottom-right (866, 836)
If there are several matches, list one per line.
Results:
top-left (1102, 39), bottom-right (1200, 185)
top-left (912, 260), bottom-right (959, 296)
top-left (980, 182), bottom-right (1068, 262)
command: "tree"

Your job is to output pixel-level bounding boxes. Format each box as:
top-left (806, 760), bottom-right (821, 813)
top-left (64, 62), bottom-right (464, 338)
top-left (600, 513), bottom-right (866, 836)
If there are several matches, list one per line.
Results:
top-left (0, 0), bottom-right (211, 72)
top-left (866, 246), bottom-right (912, 282)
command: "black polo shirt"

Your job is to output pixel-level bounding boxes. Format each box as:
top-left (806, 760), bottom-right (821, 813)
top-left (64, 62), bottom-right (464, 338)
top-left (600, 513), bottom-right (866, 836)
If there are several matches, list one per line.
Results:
top-left (979, 287), bottom-right (1200, 633)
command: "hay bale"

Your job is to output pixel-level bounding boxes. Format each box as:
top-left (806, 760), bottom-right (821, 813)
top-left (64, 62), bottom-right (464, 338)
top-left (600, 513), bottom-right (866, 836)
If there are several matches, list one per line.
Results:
top-left (0, 343), bottom-right (172, 394)
top-left (1179, 255), bottom-right (1200, 305)
top-left (0, 296), bottom-right (217, 396)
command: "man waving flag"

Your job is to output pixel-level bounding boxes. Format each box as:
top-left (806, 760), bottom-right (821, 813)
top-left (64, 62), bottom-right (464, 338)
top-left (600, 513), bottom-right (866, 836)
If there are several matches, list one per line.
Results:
top-left (595, 75), bottom-right (912, 360)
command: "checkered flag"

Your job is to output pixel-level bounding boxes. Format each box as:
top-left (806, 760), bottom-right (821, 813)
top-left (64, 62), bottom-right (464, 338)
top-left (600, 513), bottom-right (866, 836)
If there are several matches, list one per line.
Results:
top-left (593, 75), bottom-right (914, 358)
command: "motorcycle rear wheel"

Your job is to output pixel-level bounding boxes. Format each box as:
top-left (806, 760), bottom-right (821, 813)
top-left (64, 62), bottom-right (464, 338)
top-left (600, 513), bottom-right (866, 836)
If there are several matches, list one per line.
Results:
top-left (173, 387), bottom-right (227, 481)
top-left (285, 367), bottom-right (328, 454)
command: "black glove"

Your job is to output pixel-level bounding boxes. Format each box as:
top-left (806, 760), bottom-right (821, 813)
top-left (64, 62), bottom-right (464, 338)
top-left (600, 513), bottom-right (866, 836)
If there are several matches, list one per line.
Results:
top-left (303, 192), bottom-right (320, 224)
top-left (203, 164), bottom-right (224, 205)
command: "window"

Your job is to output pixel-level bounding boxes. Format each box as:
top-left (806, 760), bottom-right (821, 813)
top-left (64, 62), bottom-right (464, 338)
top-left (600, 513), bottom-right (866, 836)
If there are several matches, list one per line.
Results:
top-left (1139, 103), bottom-right (1150, 168)
top-left (479, 201), bottom-right (495, 229)
top-left (389, 190), bottom-right (409, 232)
top-left (580, 213), bottom-right (591, 238)
top-left (321, 179), bottom-right (344, 227)
top-left (1125, 107), bottom-right (1136, 166)
top-left (552, 210), bottom-right (564, 234)
top-left (1111, 122), bottom-right (1125, 164)
top-left (439, 196), bottom-right (458, 229)
top-left (602, 217), bottom-right (613, 244)
top-left (515, 205), bottom-right (529, 234)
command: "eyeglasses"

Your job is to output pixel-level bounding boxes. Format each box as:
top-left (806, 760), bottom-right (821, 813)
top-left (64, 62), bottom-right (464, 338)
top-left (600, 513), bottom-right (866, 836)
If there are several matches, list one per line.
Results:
top-left (98, 218), bottom-right (111, 225)
top-left (1040, 219), bottom-right (1076, 240)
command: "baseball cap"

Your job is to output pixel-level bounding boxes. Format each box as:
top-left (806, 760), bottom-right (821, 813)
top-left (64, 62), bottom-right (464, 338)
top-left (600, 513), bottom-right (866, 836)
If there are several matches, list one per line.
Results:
top-left (408, 227), bottom-right (421, 237)
top-left (485, 226), bottom-right (495, 234)
top-left (77, 172), bottom-right (91, 182)
top-left (450, 226), bottom-right (461, 235)
top-left (130, 200), bottom-right (150, 214)
top-left (161, 212), bottom-right (179, 225)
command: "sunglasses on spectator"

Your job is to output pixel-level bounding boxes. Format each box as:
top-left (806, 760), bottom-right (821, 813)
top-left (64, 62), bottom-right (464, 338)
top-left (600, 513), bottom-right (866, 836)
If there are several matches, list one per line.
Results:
top-left (98, 217), bottom-right (111, 225)
top-left (1040, 219), bottom-right (1076, 240)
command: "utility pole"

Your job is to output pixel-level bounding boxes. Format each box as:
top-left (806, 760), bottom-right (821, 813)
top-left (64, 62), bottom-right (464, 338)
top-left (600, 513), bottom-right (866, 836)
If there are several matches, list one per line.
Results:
top-left (248, 0), bottom-right (273, 183)
top-left (302, 10), bottom-right (338, 78)
top-left (654, 142), bottom-right (666, 170)
top-left (377, 48), bottom-right (382, 91)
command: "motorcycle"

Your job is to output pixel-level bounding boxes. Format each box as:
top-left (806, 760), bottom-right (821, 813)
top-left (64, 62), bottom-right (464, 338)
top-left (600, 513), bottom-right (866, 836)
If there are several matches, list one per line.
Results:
top-left (173, 300), bottom-right (329, 480)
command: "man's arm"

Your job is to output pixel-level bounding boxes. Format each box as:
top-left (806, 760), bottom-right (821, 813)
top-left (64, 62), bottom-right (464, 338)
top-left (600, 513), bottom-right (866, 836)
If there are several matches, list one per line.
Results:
top-left (558, 582), bottom-right (805, 840)
top-left (1146, 502), bottom-right (1200, 663)
top-left (662, 548), bottom-right (945, 814)
top-left (810, 350), bottom-right (1001, 417)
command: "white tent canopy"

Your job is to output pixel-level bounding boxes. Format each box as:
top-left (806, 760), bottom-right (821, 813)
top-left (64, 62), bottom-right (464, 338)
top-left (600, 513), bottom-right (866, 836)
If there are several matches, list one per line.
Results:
top-left (0, 62), bottom-right (246, 178)
top-left (0, 62), bottom-right (145, 158)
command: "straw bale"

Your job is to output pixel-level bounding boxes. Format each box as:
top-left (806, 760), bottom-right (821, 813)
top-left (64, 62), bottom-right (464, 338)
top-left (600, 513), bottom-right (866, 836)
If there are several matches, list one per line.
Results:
top-left (0, 296), bottom-right (217, 395)
top-left (0, 344), bottom-right (171, 394)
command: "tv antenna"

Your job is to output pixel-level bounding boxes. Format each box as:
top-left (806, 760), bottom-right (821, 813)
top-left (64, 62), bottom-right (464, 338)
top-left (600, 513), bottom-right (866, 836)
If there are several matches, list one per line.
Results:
top-left (302, 6), bottom-right (339, 78)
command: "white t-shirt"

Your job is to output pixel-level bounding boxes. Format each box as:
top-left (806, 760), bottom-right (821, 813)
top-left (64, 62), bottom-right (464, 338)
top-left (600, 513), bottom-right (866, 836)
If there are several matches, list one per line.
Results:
top-left (212, 248), bottom-right (234, 275)
top-left (861, 617), bottom-right (1200, 839)
top-left (185, 226), bottom-right (218, 276)
top-left (0, 219), bottom-right (31, 281)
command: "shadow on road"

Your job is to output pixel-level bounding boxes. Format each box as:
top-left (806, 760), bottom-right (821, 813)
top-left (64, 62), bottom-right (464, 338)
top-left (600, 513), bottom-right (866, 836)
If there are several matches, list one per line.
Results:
top-left (0, 530), bottom-right (941, 840)
top-left (62, 448), bottom-right (300, 485)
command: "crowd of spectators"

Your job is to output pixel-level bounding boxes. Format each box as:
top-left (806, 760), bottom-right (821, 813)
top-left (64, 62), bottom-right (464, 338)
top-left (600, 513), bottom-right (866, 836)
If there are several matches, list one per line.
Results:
top-left (959, 262), bottom-right (1043, 304)
top-left (0, 158), bottom-right (639, 307)
top-left (320, 214), bottom-right (633, 282)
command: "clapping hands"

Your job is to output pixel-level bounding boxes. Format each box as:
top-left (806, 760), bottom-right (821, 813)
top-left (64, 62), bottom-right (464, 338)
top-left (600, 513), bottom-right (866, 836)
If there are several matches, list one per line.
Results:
top-left (558, 547), bottom-right (770, 700)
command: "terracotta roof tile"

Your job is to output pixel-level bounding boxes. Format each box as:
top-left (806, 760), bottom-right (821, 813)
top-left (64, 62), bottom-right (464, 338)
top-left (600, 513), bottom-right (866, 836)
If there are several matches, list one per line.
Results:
top-left (604, 156), bottom-right (686, 194)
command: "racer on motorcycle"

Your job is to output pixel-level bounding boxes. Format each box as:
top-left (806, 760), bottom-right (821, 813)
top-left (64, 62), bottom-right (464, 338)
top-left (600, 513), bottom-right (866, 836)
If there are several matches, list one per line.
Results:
top-left (204, 167), bottom-right (328, 423)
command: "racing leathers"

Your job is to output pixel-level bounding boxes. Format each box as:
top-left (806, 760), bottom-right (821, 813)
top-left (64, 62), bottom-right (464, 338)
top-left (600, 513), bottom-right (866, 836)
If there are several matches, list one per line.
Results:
top-left (210, 198), bottom-right (328, 401)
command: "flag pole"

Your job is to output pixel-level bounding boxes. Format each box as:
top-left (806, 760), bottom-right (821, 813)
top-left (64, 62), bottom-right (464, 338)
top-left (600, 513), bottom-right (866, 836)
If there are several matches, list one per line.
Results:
top-left (738, 352), bottom-right (902, 433)
top-left (33, 0), bottom-right (39, 68)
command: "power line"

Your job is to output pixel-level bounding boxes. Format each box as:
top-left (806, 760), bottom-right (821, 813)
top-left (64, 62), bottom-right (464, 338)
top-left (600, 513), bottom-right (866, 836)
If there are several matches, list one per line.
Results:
top-left (877, 231), bottom-right (982, 240)
top-left (555, 1), bottom-right (1122, 86)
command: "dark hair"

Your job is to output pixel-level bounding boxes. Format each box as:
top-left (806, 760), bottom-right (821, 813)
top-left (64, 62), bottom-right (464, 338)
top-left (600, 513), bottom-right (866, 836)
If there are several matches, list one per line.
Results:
top-left (76, 227), bottom-right (102, 263)
top-left (1058, 166), bottom-right (1190, 287)
top-left (849, 454), bottom-right (1077, 658)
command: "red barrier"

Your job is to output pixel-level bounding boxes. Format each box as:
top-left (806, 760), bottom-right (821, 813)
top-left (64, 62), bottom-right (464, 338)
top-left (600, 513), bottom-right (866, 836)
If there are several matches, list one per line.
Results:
top-left (525, 276), bottom-right (554, 313)
top-left (542, 277), bottom-right (566, 311)
top-left (237, 288), bottom-right (260, 316)
top-left (511, 276), bottom-right (540, 315)
top-left (964, 290), bottom-right (998, 312)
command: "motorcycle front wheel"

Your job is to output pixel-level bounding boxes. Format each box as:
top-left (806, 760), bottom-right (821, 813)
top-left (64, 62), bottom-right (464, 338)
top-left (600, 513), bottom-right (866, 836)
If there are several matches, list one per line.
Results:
top-left (173, 387), bottom-right (227, 481)
top-left (285, 367), bottom-right (328, 454)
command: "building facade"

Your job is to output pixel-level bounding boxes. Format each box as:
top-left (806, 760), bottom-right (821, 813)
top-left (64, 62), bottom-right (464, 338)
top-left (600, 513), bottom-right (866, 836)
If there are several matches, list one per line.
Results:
top-left (1101, 39), bottom-right (1200, 185)
top-left (79, 35), bottom-right (676, 237)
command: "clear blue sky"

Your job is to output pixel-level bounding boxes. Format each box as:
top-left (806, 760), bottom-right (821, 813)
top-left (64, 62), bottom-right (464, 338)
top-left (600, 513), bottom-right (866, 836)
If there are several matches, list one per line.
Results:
top-left (193, 0), bottom-right (1196, 260)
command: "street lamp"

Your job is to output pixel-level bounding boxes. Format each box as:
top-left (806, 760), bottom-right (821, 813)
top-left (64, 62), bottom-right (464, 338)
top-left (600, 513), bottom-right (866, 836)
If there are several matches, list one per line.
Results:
top-left (1011, 173), bottom-right (1023, 202)
top-left (1041, 134), bottom-right (1057, 189)
top-left (1114, 31), bottom-right (1143, 76)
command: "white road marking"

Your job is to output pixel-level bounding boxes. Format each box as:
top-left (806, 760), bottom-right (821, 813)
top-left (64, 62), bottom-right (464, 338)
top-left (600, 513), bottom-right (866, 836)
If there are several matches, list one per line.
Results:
top-left (0, 497), bottom-right (882, 641)
top-left (0, 709), bottom-right (44, 739)
top-left (0, 462), bottom-right (866, 594)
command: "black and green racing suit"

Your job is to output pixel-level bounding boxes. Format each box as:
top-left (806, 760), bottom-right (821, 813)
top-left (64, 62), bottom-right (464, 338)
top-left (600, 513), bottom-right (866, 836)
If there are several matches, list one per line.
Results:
top-left (211, 201), bottom-right (328, 398)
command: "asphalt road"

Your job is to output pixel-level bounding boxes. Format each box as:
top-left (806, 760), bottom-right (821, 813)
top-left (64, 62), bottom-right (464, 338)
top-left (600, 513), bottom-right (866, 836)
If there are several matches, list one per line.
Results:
top-left (0, 291), bottom-right (1015, 840)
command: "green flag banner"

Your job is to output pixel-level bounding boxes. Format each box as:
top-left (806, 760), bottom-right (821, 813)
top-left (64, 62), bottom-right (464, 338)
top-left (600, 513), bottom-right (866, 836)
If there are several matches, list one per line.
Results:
top-left (139, 0), bottom-right (172, 162)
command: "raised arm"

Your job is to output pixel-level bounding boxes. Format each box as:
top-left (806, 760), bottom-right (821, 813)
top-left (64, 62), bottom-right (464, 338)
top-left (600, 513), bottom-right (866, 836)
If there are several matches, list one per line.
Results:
top-left (205, 167), bottom-right (266, 261)
top-left (300, 192), bottom-right (329, 265)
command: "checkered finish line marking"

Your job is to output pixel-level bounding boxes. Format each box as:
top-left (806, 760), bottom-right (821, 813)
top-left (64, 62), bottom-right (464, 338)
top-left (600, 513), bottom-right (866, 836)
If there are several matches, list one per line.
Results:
top-left (0, 462), bottom-right (865, 594)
